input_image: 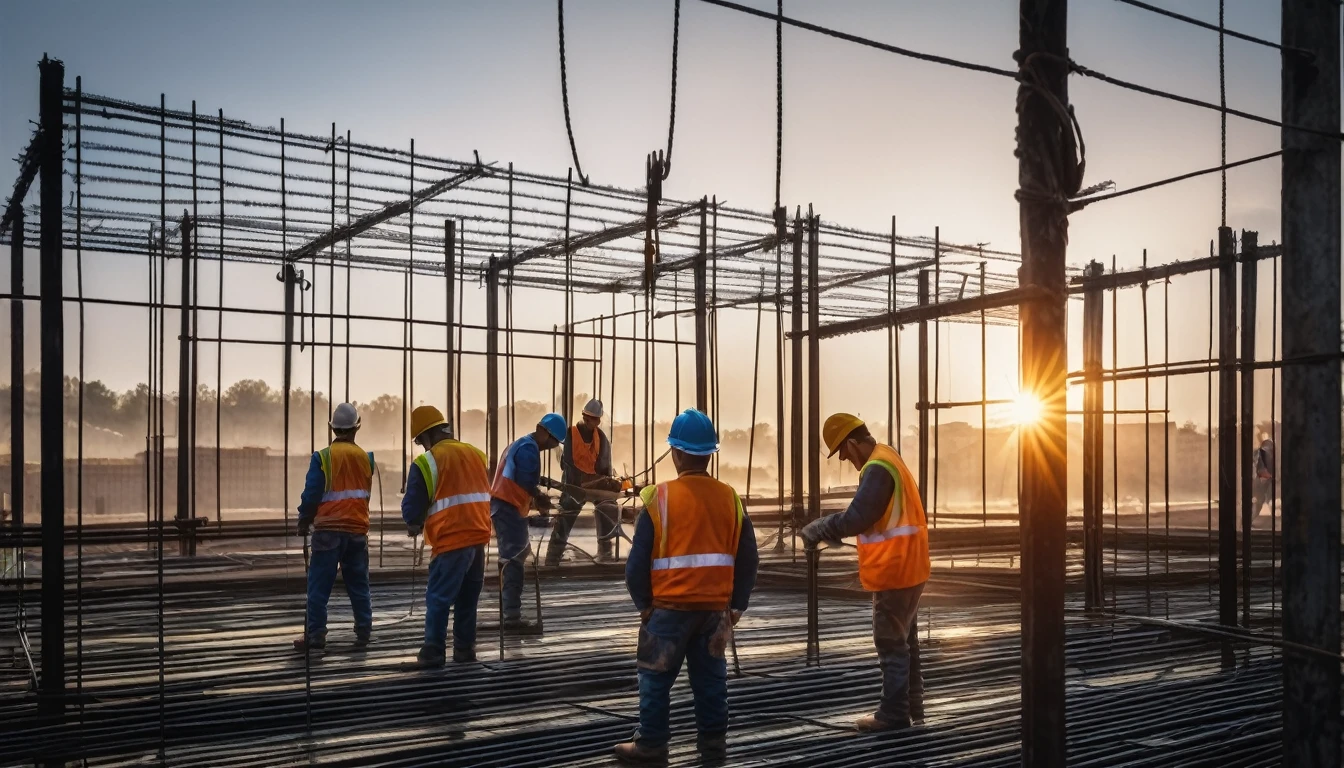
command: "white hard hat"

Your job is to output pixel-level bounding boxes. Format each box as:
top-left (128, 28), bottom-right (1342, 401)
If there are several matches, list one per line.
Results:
top-left (582, 399), bottom-right (604, 418)
top-left (330, 402), bottom-right (361, 430)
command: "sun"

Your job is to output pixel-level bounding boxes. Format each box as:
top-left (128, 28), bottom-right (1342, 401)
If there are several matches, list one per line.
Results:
top-left (1010, 391), bottom-right (1044, 426)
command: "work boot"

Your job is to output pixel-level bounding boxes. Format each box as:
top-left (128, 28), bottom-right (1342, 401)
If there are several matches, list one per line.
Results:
top-left (453, 646), bottom-right (477, 663)
top-left (612, 740), bottom-right (668, 764)
top-left (413, 645), bottom-right (446, 669)
top-left (697, 732), bottom-right (727, 756)
top-left (596, 541), bottom-right (615, 564)
top-left (292, 632), bottom-right (326, 653)
top-left (856, 712), bottom-right (912, 733)
top-left (352, 629), bottom-right (372, 649)
top-left (909, 697), bottom-right (925, 722)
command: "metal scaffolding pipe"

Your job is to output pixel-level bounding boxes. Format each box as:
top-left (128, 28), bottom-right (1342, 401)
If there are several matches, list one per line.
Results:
top-left (1217, 225), bottom-right (1237, 628)
top-left (1081, 260), bottom-right (1105, 610)
top-left (1238, 230), bottom-right (1258, 628)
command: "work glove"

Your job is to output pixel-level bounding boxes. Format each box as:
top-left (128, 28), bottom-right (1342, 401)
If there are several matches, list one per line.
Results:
top-left (533, 494), bottom-right (554, 513)
top-left (406, 523), bottom-right (423, 538)
top-left (298, 518), bottom-right (313, 537)
top-left (800, 517), bottom-right (831, 550)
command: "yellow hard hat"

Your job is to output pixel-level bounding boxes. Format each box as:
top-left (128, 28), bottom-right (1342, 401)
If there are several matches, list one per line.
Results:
top-left (823, 412), bottom-right (866, 458)
top-left (410, 405), bottom-right (447, 440)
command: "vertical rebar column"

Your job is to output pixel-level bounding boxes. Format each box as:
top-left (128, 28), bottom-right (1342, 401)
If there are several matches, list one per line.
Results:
top-left (486, 257), bottom-right (500, 475)
top-left (695, 199), bottom-right (708, 412)
top-left (980, 262), bottom-right (987, 527)
top-left (445, 220), bottom-right (456, 429)
top-left (916, 270), bottom-right (930, 508)
top-left (176, 214), bottom-right (194, 555)
top-left (37, 54), bottom-right (65, 722)
top-left (1281, 0), bottom-right (1341, 761)
top-left (1081, 260), bottom-right (1104, 610)
top-left (1238, 231), bottom-right (1258, 628)
top-left (9, 211), bottom-right (23, 538)
top-left (1217, 225), bottom-right (1237, 628)
top-left (1015, 1), bottom-right (1069, 762)
top-left (789, 214), bottom-right (804, 532)
top-left (806, 214), bottom-right (820, 522)
top-left (773, 207), bottom-right (787, 553)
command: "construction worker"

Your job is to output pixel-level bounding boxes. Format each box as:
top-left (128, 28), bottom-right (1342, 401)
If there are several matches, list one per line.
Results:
top-left (1251, 435), bottom-right (1276, 519)
top-left (545, 398), bottom-right (620, 565)
top-left (801, 413), bottom-right (929, 731)
top-left (614, 409), bottom-right (760, 763)
top-left (294, 402), bottom-right (375, 652)
top-left (491, 413), bottom-right (567, 627)
top-left (402, 406), bottom-right (492, 667)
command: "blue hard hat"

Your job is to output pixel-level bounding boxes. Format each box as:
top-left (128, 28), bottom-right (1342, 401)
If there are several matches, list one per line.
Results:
top-left (667, 409), bottom-right (718, 455)
top-left (539, 412), bottom-right (568, 443)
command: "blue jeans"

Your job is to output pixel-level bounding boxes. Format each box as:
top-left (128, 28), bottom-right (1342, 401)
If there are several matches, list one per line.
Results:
top-left (491, 500), bottom-right (529, 620)
top-left (424, 545), bottom-right (485, 651)
top-left (306, 531), bottom-right (372, 639)
top-left (873, 582), bottom-right (924, 722)
top-left (633, 608), bottom-right (731, 747)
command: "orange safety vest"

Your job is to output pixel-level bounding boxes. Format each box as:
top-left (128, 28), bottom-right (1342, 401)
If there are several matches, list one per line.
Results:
top-left (641, 473), bottom-right (744, 611)
top-left (413, 439), bottom-right (493, 557)
top-left (855, 443), bottom-right (930, 591)
top-left (570, 424), bottom-right (603, 475)
top-left (315, 441), bottom-right (374, 535)
top-left (491, 435), bottom-right (537, 515)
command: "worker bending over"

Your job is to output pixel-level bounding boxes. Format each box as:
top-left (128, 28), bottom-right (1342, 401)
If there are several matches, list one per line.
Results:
top-left (294, 403), bottom-right (375, 652)
top-left (545, 399), bottom-right (621, 565)
top-left (802, 413), bottom-right (930, 731)
top-left (491, 413), bottom-right (566, 627)
top-left (614, 409), bottom-right (759, 763)
top-left (402, 406), bottom-right (492, 667)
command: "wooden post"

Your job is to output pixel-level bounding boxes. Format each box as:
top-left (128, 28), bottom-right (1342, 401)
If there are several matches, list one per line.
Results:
top-left (789, 213), bottom-right (804, 529)
top-left (695, 199), bottom-right (709, 412)
top-left (486, 257), bottom-right (500, 475)
top-left (1281, 0), bottom-right (1341, 763)
top-left (1217, 225), bottom-right (1237, 628)
top-left (9, 211), bottom-right (23, 537)
top-left (1238, 231), bottom-right (1258, 628)
top-left (1015, 2), bottom-right (1069, 764)
top-left (444, 220), bottom-right (456, 431)
top-left (806, 214), bottom-right (821, 522)
top-left (1081, 260), bottom-right (1105, 610)
top-left (916, 270), bottom-right (930, 508)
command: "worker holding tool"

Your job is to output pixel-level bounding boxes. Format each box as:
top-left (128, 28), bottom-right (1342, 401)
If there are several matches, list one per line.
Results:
top-left (402, 406), bottom-right (492, 668)
top-left (491, 413), bottom-right (567, 628)
top-left (614, 409), bottom-right (759, 763)
top-left (544, 398), bottom-right (621, 565)
top-left (801, 413), bottom-right (929, 731)
top-left (293, 402), bottom-right (375, 652)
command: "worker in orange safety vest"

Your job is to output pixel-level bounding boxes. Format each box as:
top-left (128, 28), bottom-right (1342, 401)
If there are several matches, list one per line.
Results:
top-left (801, 413), bottom-right (930, 731)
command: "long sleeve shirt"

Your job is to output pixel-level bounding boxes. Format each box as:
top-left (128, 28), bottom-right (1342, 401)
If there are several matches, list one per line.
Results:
top-left (401, 461), bottom-right (431, 526)
top-left (509, 435), bottom-right (544, 497)
top-left (811, 463), bottom-right (897, 542)
top-left (625, 495), bottom-right (760, 613)
top-left (561, 425), bottom-right (613, 486)
top-left (296, 445), bottom-right (376, 525)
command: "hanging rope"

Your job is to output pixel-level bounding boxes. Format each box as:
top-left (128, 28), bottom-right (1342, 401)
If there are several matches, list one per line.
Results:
top-left (1218, 0), bottom-right (1227, 227)
top-left (774, 0), bottom-right (783, 208)
top-left (661, 0), bottom-right (681, 181)
top-left (557, 0), bottom-right (590, 185)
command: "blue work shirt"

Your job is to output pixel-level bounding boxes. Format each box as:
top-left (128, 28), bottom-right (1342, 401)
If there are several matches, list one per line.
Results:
top-left (812, 463), bottom-right (896, 541)
top-left (625, 476), bottom-right (760, 613)
top-left (296, 443), bottom-right (376, 525)
top-left (401, 461), bottom-right (431, 526)
top-left (500, 433), bottom-right (544, 497)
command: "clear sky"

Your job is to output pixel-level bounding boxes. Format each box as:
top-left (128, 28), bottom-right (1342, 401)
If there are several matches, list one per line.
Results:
top-left (1, 0), bottom-right (1300, 435)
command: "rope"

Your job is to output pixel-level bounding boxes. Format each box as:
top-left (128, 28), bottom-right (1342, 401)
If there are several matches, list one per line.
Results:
top-left (1071, 151), bottom-right (1282, 210)
top-left (1218, 0), bottom-right (1227, 228)
top-left (774, 0), bottom-right (783, 209)
top-left (557, 0), bottom-right (590, 185)
top-left (661, 0), bottom-right (681, 181)
top-left (1114, 0), bottom-right (1282, 51)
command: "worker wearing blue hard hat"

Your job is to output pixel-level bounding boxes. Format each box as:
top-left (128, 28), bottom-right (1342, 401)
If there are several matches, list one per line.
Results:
top-left (489, 412), bottom-right (566, 628)
top-left (615, 409), bottom-right (760, 763)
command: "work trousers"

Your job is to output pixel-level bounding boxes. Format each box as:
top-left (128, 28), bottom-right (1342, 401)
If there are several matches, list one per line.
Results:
top-left (633, 608), bottom-right (732, 747)
top-left (305, 531), bottom-right (373, 640)
top-left (490, 500), bottom-right (530, 621)
top-left (423, 544), bottom-right (485, 652)
top-left (545, 493), bottom-right (620, 562)
top-left (873, 581), bottom-right (924, 723)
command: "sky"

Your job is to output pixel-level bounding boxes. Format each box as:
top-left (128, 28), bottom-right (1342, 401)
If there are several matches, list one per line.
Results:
top-left (0, 0), bottom-right (1302, 438)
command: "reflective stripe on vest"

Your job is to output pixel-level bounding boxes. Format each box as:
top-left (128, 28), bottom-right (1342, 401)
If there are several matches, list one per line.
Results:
top-left (858, 524), bottom-right (922, 545)
top-left (652, 552), bottom-right (735, 570)
top-left (428, 492), bottom-right (491, 515)
top-left (321, 489), bottom-right (370, 503)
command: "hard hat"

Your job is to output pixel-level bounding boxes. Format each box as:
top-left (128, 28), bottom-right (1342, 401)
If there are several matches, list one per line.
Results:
top-left (329, 402), bottom-right (361, 430)
top-left (582, 399), bottom-right (604, 419)
top-left (823, 412), bottom-right (866, 458)
top-left (410, 405), bottom-right (447, 440)
top-left (667, 409), bottom-right (718, 455)
top-left (539, 412), bottom-right (568, 443)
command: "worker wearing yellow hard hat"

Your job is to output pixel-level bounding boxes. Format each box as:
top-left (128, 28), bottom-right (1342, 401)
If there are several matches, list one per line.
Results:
top-left (401, 405), bottom-right (493, 668)
top-left (801, 413), bottom-right (930, 732)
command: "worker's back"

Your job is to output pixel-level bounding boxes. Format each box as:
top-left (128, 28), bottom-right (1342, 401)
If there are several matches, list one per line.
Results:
top-left (640, 473), bottom-right (744, 611)
top-left (314, 441), bottom-right (374, 535)
top-left (855, 443), bottom-right (929, 591)
top-left (415, 439), bottom-right (492, 557)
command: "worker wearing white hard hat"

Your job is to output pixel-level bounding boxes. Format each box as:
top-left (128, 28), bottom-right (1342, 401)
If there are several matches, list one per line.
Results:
top-left (293, 402), bottom-right (376, 653)
top-left (544, 398), bottom-right (621, 565)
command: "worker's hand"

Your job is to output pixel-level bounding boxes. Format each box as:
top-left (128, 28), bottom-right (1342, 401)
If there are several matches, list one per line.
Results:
top-left (406, 523), bottom-right (422, 539)
top-left (729, 610), bottom-right (742, 627)
top-left (533, 494), bottom-right (554, 512)
top-left (297, 519), bottom-right (313, 537)
top-left (800, 518), bottom-right (829, 550)
top-left (639, 607), bottom-right (654, 624)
